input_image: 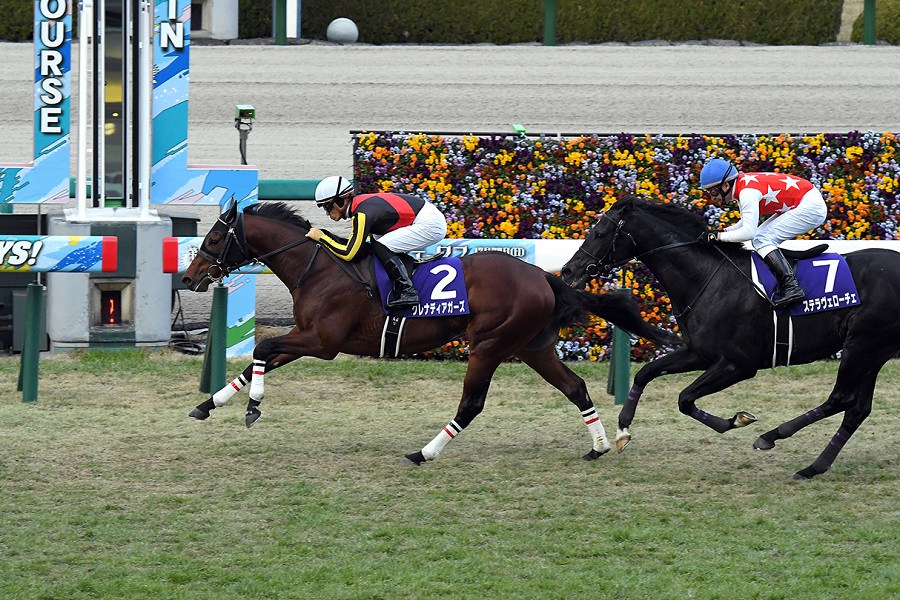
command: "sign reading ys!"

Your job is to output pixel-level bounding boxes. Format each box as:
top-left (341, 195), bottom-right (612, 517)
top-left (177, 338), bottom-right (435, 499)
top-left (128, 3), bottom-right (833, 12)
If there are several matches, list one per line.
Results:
top-left (0, 0), bottom-right (71, 204)
top-left (0, 235), bottom-right (117, 273)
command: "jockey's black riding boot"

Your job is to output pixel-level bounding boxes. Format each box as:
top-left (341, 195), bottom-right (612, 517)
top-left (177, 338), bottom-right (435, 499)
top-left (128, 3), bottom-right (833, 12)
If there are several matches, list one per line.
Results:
top-left (373, 242), bottom-right (419, 308)
top-left (763, 249), bottom-right (806, 308)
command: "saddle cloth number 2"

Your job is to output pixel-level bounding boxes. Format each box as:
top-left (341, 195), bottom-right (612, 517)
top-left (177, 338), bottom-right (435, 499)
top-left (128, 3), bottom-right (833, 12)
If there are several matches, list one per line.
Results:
top-left (429, 264), bottom-right (458, 300)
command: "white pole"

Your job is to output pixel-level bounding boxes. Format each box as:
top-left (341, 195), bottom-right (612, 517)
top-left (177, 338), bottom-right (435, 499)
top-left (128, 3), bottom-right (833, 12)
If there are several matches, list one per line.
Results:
top-left (75, 0), bottom-right (93, 220)
top-left (287, 0), bottom-right (301, 38)
top-left (138, 0), bottom-right (152, 219)
top-left (96, 3), bottom-right (106, 207)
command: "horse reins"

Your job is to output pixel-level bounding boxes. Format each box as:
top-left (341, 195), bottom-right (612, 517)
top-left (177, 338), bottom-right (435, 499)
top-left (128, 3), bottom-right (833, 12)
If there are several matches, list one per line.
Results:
top-left (200, 209), bottom-right (374, 297)
top-left (199, 210), bottom-right (313, 285)
top-left (579, 212), bottom-right (776, 317)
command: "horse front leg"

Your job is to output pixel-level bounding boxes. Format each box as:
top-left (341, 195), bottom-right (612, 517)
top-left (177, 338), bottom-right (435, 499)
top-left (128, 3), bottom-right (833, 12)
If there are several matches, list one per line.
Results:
top-left (188, 352), bottom-right (300, 422)
top-left (189, 326), bottom-right (312, 425)
top-left (617, 346), bottom-right (709, 452)
top-left (676, 359), bottom-right (759, 434)
top-left (404, 353), bottom-right (501, 465)
top-left (189, 363), bottom-right (254, 420)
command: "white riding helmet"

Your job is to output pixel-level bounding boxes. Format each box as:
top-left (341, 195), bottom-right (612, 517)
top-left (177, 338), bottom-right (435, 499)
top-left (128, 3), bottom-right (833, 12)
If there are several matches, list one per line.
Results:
top-left (314, 176), bottom-right (353, 208)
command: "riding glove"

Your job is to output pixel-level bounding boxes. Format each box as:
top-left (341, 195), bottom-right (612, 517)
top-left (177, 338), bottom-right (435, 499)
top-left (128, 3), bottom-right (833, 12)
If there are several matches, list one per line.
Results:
top-left (697, 231), bottom-right (719, 244)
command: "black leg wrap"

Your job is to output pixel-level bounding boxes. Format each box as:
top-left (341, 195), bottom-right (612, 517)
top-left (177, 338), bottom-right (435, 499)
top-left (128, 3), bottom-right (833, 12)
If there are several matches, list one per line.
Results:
top-left (189, 398), bottom-right (217, 420)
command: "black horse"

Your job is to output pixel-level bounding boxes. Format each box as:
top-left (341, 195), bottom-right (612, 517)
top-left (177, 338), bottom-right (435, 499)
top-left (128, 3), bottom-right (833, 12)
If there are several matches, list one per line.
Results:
top-left (560, 194), bottom-right (900, 479)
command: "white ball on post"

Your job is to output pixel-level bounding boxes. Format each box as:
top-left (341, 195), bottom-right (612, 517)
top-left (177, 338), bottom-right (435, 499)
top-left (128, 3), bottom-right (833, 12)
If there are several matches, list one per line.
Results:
top-left (326, 18), bottom-right (359, 43)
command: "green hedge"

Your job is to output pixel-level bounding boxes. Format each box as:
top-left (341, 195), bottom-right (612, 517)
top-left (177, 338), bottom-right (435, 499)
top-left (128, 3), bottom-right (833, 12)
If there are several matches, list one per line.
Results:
top-left (852, 0), bottom-right (900, 44)
top-left (0, 0), bottom-right (35, 42)
top-left (4, 1), bottom-right (897, 46)
top-left (302, 0), bottom-right (842, 45)
top-left (0, 0), bottom-right (847, 44)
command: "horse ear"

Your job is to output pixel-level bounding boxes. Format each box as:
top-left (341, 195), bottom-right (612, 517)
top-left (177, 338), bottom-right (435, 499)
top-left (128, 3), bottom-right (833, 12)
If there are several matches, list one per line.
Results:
top-left (223, 200), bottom-right (238, 223)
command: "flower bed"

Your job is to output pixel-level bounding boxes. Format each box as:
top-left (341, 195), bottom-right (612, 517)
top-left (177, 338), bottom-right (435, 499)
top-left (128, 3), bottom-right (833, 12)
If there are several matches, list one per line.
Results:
top-left (354, 130), bottom-right (900, 361)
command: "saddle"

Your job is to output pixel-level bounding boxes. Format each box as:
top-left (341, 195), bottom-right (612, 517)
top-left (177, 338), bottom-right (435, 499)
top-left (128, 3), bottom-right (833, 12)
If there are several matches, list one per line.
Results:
top-left (781, 243), bottom-right (829, 266)
top-left (371, 252), bottom-right (471, 358)
top-left (751, 246), bottom-right (860, 318)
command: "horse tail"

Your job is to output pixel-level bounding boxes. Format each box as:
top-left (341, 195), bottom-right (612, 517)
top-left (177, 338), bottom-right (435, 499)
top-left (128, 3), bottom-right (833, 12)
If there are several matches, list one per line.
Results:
top-left (544, 274), bottom-right (682, 348)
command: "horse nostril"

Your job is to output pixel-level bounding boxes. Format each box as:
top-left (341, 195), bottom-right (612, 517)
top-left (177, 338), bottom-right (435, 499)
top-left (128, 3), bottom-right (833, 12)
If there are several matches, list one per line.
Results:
top-left (181, 276), bottom-right (191, 287)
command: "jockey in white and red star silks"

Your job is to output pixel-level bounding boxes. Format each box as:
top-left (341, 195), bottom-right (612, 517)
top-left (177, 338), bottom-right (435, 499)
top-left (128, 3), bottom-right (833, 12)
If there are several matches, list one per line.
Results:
top-left (698, 158), bottom-right (828, 308)
top-left (718, 171), bottom-right (827, 253)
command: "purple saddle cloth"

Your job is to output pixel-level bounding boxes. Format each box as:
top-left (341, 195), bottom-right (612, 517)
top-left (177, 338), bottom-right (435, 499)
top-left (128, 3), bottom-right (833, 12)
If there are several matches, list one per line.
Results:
top-left (752, 253), bottom-right (860, 315)
top-left (374, 256), bottom-right (470, 317)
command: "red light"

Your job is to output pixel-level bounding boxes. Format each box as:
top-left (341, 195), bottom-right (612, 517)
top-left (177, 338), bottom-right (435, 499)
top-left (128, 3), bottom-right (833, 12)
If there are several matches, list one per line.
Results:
top-left (100, 290), bottom-right (122, 325)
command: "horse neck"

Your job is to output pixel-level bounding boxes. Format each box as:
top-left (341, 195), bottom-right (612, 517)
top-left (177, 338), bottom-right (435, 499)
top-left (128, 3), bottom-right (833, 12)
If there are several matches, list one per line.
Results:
top-left (243, 216), bottom-right (315, 285)
top-left (628, 214), bottom-right (726, 303)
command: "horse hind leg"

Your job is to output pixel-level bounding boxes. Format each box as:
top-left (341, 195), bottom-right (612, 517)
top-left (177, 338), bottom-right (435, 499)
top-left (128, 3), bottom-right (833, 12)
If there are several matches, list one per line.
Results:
top-left (756, 353), bottom-right (881, 479)
top-left (516, 347), bottom-right (612, 460)
top-left (404, 353), bottom-right (501, 465)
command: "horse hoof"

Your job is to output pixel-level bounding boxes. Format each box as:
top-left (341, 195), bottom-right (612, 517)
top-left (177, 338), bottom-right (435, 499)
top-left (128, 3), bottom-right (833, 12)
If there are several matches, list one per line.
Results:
top-left (753, 437), bottom-right (775, 451)
top-left (189, 398), bottom-right (216, 420)
top-left (793, 465), bottom-right (825, 480)
top-left (615, 432), bottom-right (632, 454)
top-left (245, 407), bottom-right (262, 428)
top-left (582, 447), bottom-right (611, 461)
top-left (188, 408), bottom-right (210, 420)
top-left (734, 411), bottom-right (758, 427)
top-left (403, 451), bottom-right (426, 466)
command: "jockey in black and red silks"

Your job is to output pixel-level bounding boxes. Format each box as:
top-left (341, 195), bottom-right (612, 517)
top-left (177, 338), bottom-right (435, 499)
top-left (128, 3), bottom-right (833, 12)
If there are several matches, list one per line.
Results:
top-left (307, 176), bottom-right (448, 308)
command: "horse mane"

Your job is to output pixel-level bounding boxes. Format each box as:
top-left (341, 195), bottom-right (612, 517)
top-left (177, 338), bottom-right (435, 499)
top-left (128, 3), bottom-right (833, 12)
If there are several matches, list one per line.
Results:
top-left (619, 195), bottom-right (708, 236)
top-left (245, 201), bottom-right (312, 231)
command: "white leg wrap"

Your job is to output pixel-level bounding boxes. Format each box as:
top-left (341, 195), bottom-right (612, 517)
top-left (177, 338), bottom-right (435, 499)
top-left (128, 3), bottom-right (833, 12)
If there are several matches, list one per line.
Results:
top-left (421, 420), bottom-right (462, 461)
top-left (248, 360), bottom-right (266, 402)
top-left (212, 374), bottom-right (248, 407)
top-left (582, 407), bottom-right (611, 452)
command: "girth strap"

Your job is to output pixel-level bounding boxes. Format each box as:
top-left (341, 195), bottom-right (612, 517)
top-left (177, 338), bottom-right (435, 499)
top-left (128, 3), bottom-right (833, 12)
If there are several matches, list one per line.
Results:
top-left (773, 311), bottom-right (794, 367)
top-left (380, 309), bottom-right (407, 358)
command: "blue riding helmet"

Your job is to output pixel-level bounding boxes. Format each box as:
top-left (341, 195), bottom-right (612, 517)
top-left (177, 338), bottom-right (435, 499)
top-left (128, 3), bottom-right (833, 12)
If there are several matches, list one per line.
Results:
top-left (699, 158), bottom-right (738, 190)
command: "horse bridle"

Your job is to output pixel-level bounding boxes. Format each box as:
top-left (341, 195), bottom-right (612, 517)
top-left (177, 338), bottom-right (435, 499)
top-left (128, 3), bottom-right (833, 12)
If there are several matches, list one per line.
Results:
top-left (575, 211), bottom-right (716, 277)
top-left (196, 208), bottom-right (312, 285)
top-left (572, 213), bottom-right (637, 278)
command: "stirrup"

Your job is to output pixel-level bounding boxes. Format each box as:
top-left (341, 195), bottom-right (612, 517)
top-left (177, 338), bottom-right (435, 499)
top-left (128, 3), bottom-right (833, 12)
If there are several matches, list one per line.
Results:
top-left (387, 291), bottom-right (419, 308)
top-left (773, 285), bottom-right (805, 308)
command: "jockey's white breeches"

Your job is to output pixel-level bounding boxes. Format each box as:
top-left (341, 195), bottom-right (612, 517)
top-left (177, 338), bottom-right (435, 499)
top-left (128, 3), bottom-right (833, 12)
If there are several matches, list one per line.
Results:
top-left (374, 202), bottom-right (448, 253)
top-left (753, 188), bottom-right (828, 257)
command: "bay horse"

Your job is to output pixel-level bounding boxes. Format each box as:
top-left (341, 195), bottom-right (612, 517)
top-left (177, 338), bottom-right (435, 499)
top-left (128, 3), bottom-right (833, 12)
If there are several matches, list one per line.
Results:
top-left (560, 195), bottom-right (900, 479)
top-left (181, 202), bottom-right (679, 465)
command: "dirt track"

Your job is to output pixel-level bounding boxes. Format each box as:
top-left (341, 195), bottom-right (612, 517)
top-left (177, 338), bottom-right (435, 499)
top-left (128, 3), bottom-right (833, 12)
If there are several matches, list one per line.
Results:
top-left (3, 41), bottom-right (900, 323)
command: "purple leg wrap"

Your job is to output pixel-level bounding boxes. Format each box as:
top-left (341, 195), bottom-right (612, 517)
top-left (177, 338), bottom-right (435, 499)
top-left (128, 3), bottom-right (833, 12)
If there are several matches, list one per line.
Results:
top-left (828, 428), bottom-right (851, 450)
top-left (804, 407), bottom-right (822, 424)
